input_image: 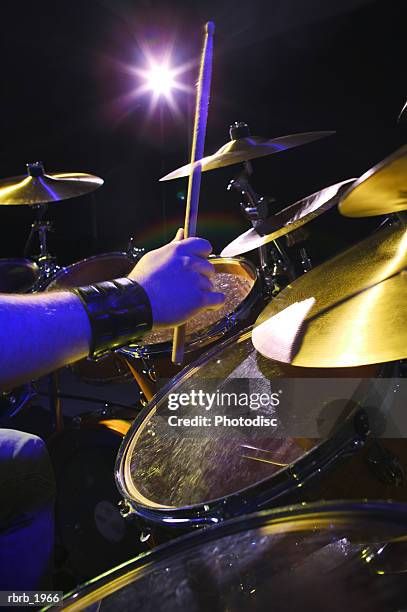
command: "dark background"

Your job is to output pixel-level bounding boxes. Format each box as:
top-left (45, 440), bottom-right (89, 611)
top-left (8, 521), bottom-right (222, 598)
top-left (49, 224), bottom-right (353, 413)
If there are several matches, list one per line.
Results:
top-left (0, 0), bottom-right (405, 266)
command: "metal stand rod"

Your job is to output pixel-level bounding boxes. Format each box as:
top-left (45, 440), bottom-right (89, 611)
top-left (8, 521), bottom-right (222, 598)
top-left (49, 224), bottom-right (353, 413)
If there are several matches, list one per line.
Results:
top-left (228, 171), bottom-right (295, 295)
top-left (48, 372), bottom-right (63, 433)
top-left (23, 204), bottom-right (48, 257)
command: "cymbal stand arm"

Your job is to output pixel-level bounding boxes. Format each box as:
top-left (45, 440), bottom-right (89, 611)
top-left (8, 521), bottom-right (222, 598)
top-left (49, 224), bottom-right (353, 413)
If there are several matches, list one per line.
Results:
top-left (228, 173), bottom-right (294, 295)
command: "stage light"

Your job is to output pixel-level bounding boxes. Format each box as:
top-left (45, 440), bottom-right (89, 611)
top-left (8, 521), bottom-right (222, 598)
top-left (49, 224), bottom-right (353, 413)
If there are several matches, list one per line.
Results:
top-left (111, 43), bottom-right (195, 122)
top-left (144, 63), bottom-right (176, 98)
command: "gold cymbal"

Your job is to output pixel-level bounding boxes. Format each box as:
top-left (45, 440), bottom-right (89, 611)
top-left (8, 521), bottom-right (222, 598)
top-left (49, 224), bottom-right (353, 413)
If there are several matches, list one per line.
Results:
top-left (0, 162), bottom-right (104, 206)
top-left (159, 131), bottom-right (335, 181)
top-left (339, 146), bottom-right (407, 218)
top-left (252, 222), bottom-right (407, 367)
top-left (221, 179), bottom-right (354, 258)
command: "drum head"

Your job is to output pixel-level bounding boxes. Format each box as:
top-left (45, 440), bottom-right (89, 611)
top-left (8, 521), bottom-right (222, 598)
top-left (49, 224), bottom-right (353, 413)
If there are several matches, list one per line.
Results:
top-left (126, 257), bottom-right (259, 352)
top-left (116, 328), bottom-right (386, 524)
top-left (46, 252), bottom-right (135, 290)
top-left (0, 258), bottom-right (39, 293)
top-left (54, 502), bottom-right (407, 611)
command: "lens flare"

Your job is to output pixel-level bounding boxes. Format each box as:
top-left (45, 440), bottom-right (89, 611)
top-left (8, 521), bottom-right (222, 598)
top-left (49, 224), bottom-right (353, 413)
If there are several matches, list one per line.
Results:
top-left (145, 63), bottom-right (176, 97)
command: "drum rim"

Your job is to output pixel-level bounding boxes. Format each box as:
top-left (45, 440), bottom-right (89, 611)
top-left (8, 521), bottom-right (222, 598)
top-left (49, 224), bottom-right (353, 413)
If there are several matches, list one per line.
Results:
top-left (0, 257), bottom-right (39, 269)
top-left (52, 500), bottom-right (407, 611)
top-left (119, 256), bottom-right (262, 357)
top-left (0, 258), bottom-right (40, 293)
top-left (44, 251), bottom-right (137, 290)
top-left (115, 326), bottom-right (369, 526)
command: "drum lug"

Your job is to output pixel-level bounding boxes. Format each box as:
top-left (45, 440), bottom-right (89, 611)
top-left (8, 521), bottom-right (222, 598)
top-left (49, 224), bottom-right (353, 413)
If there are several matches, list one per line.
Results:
top-left (87, 350), bottom-right (112, 363)
top-left (127, 237), bottom-right (145, 262)
top-left (367, 441), bottom-right (406, 487)
top-left (139, 392), bottom-right (149, 407)
top-left (129, 347), bottom-right (156, 384)
top-left (72, 415), bottom-right (82, 428)
top-left (139, 529), bottom-right (152, 543)
top-left (118, 499), bottom-right (135, 518)
top-left (140, 357), bottom-right (157, 383)
top-left (354, 409), bottom-right (370, 438)
top-left (225, 313), bottom-right (237, 331)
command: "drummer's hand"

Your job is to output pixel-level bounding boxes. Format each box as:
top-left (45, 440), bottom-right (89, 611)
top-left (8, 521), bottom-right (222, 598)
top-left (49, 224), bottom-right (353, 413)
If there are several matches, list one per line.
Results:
top-left (128, 229), bottom-right (225, 328)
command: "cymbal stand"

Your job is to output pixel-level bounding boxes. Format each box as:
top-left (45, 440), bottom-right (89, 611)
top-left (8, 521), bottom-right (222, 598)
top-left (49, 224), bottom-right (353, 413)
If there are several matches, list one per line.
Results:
top-left (228, 172), bottom-right (294, 297)
top-left (24, 203), bottom-right (60, 290)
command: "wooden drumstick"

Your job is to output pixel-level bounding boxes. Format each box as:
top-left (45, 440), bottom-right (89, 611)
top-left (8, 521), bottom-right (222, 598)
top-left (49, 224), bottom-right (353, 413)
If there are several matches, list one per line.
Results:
top-left (172, 21), bottom-right (215, 365)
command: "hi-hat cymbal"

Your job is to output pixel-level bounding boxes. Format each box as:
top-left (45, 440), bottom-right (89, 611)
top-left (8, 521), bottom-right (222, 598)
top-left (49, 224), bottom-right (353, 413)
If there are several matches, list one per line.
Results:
top-left (252, 222), bottom-right (407, 368)
top-left (221, 179), bottom-right (354, 258)
top-left (0, 162), bottom-right (104, 206)
top-left (339, 146), bottom-right (407, 218)
top-left (159, 131), bottom-right (335, 182)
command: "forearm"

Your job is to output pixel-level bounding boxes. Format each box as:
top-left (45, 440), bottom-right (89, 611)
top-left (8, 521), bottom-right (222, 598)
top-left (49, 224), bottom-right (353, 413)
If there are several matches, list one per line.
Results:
top-left (0, 292), bottom-right (91, 389)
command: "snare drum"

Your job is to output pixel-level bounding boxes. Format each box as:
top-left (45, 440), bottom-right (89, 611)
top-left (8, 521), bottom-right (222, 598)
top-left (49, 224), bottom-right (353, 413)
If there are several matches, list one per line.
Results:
top-left (115, 326), bottom-right (403, 528)
top-left (46, 252), bottom-right (140, 384)
top-left (48, 501), bottom-right (407, 611)
top-left (119, 256), bottom-right (262, 392)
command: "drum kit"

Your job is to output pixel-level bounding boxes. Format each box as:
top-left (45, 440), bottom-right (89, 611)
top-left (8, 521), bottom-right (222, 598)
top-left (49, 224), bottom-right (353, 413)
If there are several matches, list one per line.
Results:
top-left (1, 125), bottom-right (407, 609)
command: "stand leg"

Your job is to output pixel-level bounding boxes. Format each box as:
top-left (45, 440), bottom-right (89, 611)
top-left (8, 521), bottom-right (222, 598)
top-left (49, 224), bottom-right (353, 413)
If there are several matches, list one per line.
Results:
top-left (48, 372), bottom-right (63, 433)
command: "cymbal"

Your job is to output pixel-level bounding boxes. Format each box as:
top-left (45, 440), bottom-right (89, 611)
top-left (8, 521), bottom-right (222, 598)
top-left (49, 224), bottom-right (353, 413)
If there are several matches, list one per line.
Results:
top-left (221, 179), bottom-right (354, 258)
top-left (252, 222), bottom-right (407, 367)
top-left (0, 162), bottom-right (104, 206)
top-left (339, 146), bottom-right (407, 218)
top-left (159, 131), bottom-right (335, 181)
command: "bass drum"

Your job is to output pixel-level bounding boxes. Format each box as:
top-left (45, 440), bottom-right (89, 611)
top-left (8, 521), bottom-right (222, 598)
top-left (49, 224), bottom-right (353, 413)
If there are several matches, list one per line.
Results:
top-left (48, 501), bottom-right (407, 611)
top-left (46, 252), bottom-right (140, 384)
top-left (116, 326), bottom-right (404, 528)
top-left (48, 410), bottom-right (150, 585)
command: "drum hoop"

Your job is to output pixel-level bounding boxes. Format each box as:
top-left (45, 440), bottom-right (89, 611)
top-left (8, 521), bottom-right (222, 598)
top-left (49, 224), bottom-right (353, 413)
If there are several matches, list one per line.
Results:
top-left (56, 500), bottom-right (407, 612)
top-left (115, 326), bottom-right (369, 526)
top-left (44, 251), bottom-right (137, 290)
top-left (120, 256), bottom-right (261, 358)
top-left (0, 257), bottom-right (39, 270)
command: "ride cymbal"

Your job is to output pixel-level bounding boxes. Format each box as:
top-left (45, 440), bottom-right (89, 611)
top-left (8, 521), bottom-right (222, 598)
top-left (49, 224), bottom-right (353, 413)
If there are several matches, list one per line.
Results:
top-left (160, 131), bottom-right (334, 182)
top-left (0, 162), bottom-right (103, 206)
top-left (252, 222), bottom-right (407, 367)
top-left (221, 179), bottom-right (354, 258)
top-left (339, 146), bottom-right (407, 218)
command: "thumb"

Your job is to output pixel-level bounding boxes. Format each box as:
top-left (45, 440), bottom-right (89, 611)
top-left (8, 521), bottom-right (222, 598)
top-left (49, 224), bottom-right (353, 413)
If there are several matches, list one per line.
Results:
top-left (172, 228), bottom-right (184, 242)
top-left (205, 291), bottom-right (226, 310)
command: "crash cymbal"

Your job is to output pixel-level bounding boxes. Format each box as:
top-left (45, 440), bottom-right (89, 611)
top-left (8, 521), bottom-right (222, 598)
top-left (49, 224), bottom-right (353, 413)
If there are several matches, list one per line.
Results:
top-left (221, 179), bottom-right (354, 258)
top-left (0, 162), bottom-right (103, 206)
top-left (339, 146), bottom-right (407, 218)
top-left (160, 131), bottom-right (334, 182)
top-left (252, 221), bottom-right (407, 367)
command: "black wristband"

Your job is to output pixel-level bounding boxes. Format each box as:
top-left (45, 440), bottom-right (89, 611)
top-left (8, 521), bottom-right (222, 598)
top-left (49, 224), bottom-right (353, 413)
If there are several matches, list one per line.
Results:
top-left (72, 278), bottom-right (153, 358)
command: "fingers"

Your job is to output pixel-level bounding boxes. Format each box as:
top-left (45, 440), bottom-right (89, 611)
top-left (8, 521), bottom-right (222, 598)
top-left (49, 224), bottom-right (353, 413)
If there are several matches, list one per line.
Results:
top-left (198, 275), bottom-right (214, 291)
top-left (172, 228), bottom-right (184, 242)
top-left (189, 256), bottom-right (215, 279)
top-left (203, 291), bottom-right (226, 310)
top-left (175, 237), bottom-right (212, 258)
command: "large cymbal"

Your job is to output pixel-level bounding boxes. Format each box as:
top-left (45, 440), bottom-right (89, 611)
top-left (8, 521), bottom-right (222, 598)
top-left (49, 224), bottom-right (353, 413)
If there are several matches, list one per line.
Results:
top-left (339, 146), bottom-right (407, 218)
top-left (252, 222), bottom-right (407, 367)
top-left (159, 131), bottom-right (334, 182)
top-left (221, 179), bottom-right (354, 258)
top-left (0, 162), bottom-right (104, 206)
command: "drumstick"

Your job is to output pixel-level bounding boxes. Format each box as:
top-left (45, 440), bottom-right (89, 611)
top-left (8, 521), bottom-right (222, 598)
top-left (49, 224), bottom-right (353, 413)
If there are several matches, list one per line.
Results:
top-left (172, 21), bottom-right (215, 365)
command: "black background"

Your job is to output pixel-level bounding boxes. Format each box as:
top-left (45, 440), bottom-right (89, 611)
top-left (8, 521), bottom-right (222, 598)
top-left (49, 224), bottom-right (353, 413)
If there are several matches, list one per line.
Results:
top-left (0, 0), bottom-right (405, 266)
